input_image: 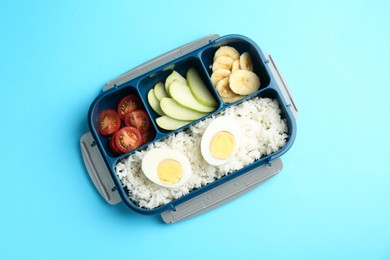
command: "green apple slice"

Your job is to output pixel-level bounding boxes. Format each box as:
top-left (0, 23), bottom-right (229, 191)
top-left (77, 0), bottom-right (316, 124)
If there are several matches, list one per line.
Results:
top-left (187, 67), bottom-right (218, 108)
top-left (147, 89), bottom-right (164, 116)
top-left (153, 82), bottom-right (168, 100)
top-left (169, 80), bottom-right (215, 113)
top-left (156, 115), bottom-right (191, 130)
top-left (165, 70), bottom-right (186, 93)
top-left (160, 97), bottom-right (207, 121)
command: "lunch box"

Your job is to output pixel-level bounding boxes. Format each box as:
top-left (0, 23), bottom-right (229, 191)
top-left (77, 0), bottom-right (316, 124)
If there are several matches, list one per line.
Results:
top-left (80, 34), bottom-right (298, 223)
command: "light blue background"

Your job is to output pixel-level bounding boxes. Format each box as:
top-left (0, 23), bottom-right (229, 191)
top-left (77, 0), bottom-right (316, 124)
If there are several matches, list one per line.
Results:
top-left (1, 0), bottom-right (389, 259)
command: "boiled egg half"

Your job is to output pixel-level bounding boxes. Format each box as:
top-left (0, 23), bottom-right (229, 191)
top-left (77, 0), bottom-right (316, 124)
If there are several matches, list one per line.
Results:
top-left (201, 116), bottom-right (242, 166)
top-left (141, 148), bottom-right (192, 188)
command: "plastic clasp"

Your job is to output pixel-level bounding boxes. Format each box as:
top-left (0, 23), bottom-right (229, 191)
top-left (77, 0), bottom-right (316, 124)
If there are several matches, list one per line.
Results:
top-left (264, 52), bottom-right (298, 119)
top-left (80, 132), bottom-right (121, 205)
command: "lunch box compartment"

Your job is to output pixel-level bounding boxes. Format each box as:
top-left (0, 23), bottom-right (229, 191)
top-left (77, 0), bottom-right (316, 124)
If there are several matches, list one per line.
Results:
top-left (82, 34), bottom-right (297, 220)
top-left (138, 56), bottom-right (222, 133)
top-left (200, 37), bottom-right (271, 90)
top-left (113, 87), bottom-right (295, 214)
top-left (89, 86), bottom-right (154, 158)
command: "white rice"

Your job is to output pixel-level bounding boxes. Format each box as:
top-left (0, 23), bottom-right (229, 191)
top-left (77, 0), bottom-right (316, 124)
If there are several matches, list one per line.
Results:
top-left (115, 97), bottom-right (288, 209)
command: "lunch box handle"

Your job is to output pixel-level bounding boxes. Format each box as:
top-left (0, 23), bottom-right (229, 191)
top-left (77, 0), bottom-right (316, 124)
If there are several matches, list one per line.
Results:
top-left (103, 34), bottom-right (220, 91)
top-left (161, 158), bottom-right (283, 223)
top-left (80, 132), bottom-right (122, 205)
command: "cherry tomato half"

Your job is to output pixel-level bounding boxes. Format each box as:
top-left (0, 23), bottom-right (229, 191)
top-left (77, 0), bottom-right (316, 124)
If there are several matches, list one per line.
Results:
top-left (114, 126), bottom-right (143, 153)
top-left (97, 109), bottom-right (121, 136)
top-left (117, 95), bottom-right (142, 120)
top-left (124, 109), bottom-right (151, 133)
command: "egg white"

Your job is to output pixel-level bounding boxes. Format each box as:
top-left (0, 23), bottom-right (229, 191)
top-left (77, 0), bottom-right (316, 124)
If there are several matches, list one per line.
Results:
top-left (200, 116), bottom-right (242, 166)
top-left (141, 148), bottom-right (192, 188)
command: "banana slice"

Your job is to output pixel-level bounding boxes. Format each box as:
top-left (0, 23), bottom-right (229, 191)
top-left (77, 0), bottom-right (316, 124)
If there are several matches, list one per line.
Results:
top-left (231, 59), bottom-right (240, 73)
top-left (239, 52), bottom-right (253, 71)
top-left (215, 77), bottom-right (242, 104)
top-left (229, 70), bottom-right (260, 95)
top-left (212, 56), bottom-right (234, 72)
top-left (215, 78), bottom-right (231, 98)
top-left (211, 69), bottom-right (231, 86)
top-left (214, 46), bottom-right (240, 61)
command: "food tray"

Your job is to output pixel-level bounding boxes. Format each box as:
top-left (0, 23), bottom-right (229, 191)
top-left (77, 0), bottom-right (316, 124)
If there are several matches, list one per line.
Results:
top-left (80, 34), bottom-right (298, 223)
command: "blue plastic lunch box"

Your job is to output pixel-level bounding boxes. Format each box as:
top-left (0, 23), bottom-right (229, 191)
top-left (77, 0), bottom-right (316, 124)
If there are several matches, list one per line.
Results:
top-left (80, 34), bottom-right (298, 223)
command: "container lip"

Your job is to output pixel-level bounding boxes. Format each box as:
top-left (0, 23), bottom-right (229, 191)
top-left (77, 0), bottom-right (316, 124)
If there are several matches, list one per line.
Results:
top-left (86, 34), bottom-right (298, 215)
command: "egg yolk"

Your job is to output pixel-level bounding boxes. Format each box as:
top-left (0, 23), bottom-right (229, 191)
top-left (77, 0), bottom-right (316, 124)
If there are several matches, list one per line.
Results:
top-left (157, 159), bottom-right (183, 184)
top-left (209, 131), bottom-right (236, 159)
